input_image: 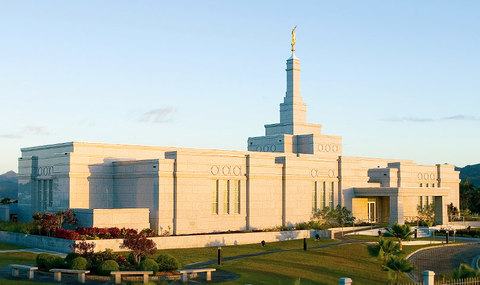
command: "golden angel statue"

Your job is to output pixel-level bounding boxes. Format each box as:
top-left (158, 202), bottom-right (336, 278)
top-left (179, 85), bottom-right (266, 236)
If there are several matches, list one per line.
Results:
top-left (291, 25), bottom-right (297, 52)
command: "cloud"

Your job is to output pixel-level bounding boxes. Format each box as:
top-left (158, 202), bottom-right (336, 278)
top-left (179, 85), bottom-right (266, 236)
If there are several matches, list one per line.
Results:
top-left (381, 117), bottom-right (434, 122)
top-left (139, 107), bottom-right (175, 123)
top-left (442, 115), bottom-right (480, 121)
top-left (381, 114), bottom-right (480, 123)
top-left (0, 125), bottom-right (49, 139)
top-left (25, 125), bottom-right (49, 135)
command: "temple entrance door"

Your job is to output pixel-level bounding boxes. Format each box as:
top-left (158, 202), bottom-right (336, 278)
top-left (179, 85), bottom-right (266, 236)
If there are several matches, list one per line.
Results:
top-left (368, 201), bottom-right (376, 223)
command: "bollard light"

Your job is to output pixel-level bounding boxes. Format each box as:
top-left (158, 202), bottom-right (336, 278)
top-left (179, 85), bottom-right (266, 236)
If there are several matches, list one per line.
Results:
top-left (217, 247), bottom-right (222, 265)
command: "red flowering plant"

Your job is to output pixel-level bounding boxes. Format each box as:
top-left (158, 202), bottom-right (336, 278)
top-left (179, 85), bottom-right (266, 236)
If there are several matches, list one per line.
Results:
top-left (54, 228), bottom-right (80, 240)
top-left (119, 232), bottom-right (157, 264)
top-left (69, 241), bottom-right (95, 258)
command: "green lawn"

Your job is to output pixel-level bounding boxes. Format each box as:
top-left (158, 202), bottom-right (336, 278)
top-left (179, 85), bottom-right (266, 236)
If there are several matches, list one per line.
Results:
top-left (0, 243), bottom-right (26, 250)
top-left (152, 238), bottom-right (337, 265)
top-left (0, 252), bottom-right (37, 267)
top-left (212, 243), bottom-right (433, 285)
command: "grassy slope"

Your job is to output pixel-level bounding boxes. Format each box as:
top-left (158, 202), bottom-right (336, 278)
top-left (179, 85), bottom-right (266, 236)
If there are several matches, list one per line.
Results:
top-left (213, 243), bottom-right (431, 285)
top-left (0, 243), bottom-right (26, 250)
top-left (152, 238), bottom-right (336, 265)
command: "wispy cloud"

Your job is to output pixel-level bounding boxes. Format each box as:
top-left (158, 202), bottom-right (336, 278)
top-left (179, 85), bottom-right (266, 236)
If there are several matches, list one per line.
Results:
top-left (0, 125), bottom-right (50, 139)
top-left (381, 115), bottom-right (480, 123)
top-left (139, 107), bottom-right (175, 123)
top-left (442, 115), bottom-right (480, 121)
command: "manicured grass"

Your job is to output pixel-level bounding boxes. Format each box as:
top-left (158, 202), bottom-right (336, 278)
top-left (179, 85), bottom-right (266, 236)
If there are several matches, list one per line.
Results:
top-left (212, 243), bottom-right (433, 284)
top-left (153, 238), bottom-right (337, 265)
top-left (0, 252), bottom-right (37, 267)
top-left (0, 243), bottom-right (27, 250)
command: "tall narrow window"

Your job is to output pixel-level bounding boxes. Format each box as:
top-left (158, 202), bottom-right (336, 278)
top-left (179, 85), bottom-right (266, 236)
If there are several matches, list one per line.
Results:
top-left (322, 182), bottom-right (327, 209)
top-left (43, 180), bottom-right (48, 211)
top-left (425, 196), bottom-right (429, 206)
top-left (329, 182), bottom-right (334, 208)
top-left (224, 181), bottom-right (230, 214)
top-left (319, 182), bottom-right (325, 210)
top-left (48, 179), bottom-right (53, 207)
top-left (234, 181), bottom-right (240, 214)
top-left (426, 183), bottom-right (429, 188)
top-left (212, 180), bottom-right (219, 214)
top-left (312, 182), bottom-right (317, 211)
top-left (37, 180), bottom-right (42, 211)
top-left (418, 196), bottom-right (423, 207)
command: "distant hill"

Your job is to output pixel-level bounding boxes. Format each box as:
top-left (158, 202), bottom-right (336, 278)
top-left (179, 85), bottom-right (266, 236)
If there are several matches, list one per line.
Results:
top-left (0, 171), bottom-right (18, 199)
top-left (456, 164), bottom-right (480, 187)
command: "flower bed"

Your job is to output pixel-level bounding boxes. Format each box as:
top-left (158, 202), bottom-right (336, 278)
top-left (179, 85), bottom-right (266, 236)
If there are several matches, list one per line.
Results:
top-left (54, 227), bottom-right (154, 240)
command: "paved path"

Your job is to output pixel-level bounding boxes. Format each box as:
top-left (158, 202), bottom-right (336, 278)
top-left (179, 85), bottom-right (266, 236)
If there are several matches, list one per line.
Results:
top-left (409, 242), bottom-right (480, 282)
top-left (0, 248), bottom-right (67, 257)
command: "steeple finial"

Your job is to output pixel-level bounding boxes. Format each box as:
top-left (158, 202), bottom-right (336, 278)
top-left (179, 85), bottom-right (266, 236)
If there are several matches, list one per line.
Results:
top-left (291, 25), bottom-right (297, 52)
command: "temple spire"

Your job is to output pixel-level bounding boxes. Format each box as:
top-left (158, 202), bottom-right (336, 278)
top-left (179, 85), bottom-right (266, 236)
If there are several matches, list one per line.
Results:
top-left (280, 27), bottom-right (306, 125)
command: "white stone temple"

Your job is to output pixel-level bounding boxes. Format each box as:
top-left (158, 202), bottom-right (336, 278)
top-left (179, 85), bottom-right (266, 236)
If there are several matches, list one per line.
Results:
top-left (17, 43), bottom-right (460, 235)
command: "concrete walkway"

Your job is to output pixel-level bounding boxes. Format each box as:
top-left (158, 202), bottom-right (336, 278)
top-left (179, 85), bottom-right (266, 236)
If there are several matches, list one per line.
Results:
top-left (0, 248), bottom-right (67, 257)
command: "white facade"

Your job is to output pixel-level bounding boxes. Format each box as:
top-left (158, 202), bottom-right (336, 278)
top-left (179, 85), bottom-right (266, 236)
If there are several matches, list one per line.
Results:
top-left (17, 52), bottom-right (460, 235)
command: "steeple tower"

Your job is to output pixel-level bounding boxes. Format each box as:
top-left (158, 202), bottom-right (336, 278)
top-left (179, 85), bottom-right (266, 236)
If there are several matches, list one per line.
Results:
top-left (280, 52), bottom-right (307, 125)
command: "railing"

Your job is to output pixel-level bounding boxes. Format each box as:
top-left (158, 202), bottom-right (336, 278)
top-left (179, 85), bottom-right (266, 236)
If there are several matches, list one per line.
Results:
top-left (401, 279), bottom-right (480, 285)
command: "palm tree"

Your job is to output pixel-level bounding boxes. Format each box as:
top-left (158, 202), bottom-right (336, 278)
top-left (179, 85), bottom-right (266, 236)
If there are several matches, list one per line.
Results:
top-left (367, 238), bottom-right (400, 265)
top-left (383, 256), bottom-right (415, 285)
top-left (386, 223), bottom-right (414, 251)
top-left (452, 264), bottom-right (479, 279)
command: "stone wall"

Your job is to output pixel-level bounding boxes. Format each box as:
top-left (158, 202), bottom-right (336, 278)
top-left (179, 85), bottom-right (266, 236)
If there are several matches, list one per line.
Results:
top-left (0, 231), bottom-right (74, 252)
top-left (73, 208), bottom-right (150, 231)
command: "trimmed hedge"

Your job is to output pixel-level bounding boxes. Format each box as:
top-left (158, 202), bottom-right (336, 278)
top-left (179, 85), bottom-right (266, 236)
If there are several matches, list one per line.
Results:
top-left (98, 260), bottom-right (119, 276)
top-left (36, 253), bottom-right (52, 269)
top-left (70, 257), bottom-right (87, 270)
top-left (139, 258), bottom-right (159, 274)
top-left (156, 254), bottom-right (181, 272)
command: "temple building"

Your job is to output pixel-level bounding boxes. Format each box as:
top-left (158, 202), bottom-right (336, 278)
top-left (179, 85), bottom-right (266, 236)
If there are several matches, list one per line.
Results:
top-left (17, 41), bottom-right (460, 235)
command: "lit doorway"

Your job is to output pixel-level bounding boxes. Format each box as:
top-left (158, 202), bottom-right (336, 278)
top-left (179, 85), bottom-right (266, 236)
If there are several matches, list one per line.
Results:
top-left (368, 201), bottom-right (376, 223)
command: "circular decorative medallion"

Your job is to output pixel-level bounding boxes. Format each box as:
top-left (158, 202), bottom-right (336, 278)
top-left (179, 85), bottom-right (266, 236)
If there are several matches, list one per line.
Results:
top-left (233, 166), bottom-right (241, 176)
top-left (311, 169), bottom-right (318, 178)
top-left (271, 145), bottom-right (277, 152)
top-left (325, 145), bottom-right (331, 152)
top-left (256, 146), bottom-right (262, 151)
top-left (263, 145), bottom-right (270, 152)
top-left (318, 144), bottom-right (324, 151)
top-left (423, 173), bottom-right (429, 180)
top-left (418, 173), bottom-right (423, 180)
top-left (211, 166), bottom-right (219, 175)
top-left (332, 145), bottom-right (339, 152)
top-left (328, 169), bottom-right (335, 178)
top-left (430, 173), bottom-right (435, 180)
top-left (222, 166), bottom-right (231, 175)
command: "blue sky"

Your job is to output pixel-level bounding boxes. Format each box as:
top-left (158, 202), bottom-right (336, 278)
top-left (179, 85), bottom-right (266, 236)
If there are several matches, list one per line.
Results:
top-left (0, 1), bottom-right (479, 173)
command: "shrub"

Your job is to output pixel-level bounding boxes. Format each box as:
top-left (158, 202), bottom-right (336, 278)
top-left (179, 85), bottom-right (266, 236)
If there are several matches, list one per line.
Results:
top-left (120, 233), bottom-right (157, 264)
top-left (45, 255), bottom-right (65, 270)
top-left (36, 253), bottom-right (53, 269)
top-left (70, 257), bottom-right (87, 270)
top-left (89, 249), bottom-right (116, 269)
top-left (98, 260), bottom-right (119, 276)
top-left (69, 241), bottom-right (95, 257)
top-left (55, 228), bottom-right (81, 240)
top-left (65, 252), bottom-right (81, 267)
top-left (141, 228), bottom-right (155, 237)
top-left (139, 258), bottom-right (159, 274)
top-left (156, 254), bottom-right (181, 272)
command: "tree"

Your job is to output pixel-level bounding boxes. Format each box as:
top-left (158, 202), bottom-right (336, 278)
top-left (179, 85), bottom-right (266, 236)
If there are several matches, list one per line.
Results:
top-left (120, 232), bottom-right (157, 264)
top-left (460, 180), bottom-right (480, 212)
top-left (447, 203), bottom-right (460, 221)
top-left (32, 210), bottom-right (78, 236)
top-left (452, 264), bottom-right (479, 279)
top-left (70, 241), bottom-right (95, 258)
top-left (312, 205), bottom-right (355, 235)
top-left (386, 223), bottom-right (413, 251)
top-left (367, 238), bottom-right (400, 265)
top-left (383, 256), bottom-right (415, 285)
top-left (417, 204), bottom-right (435, 226)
